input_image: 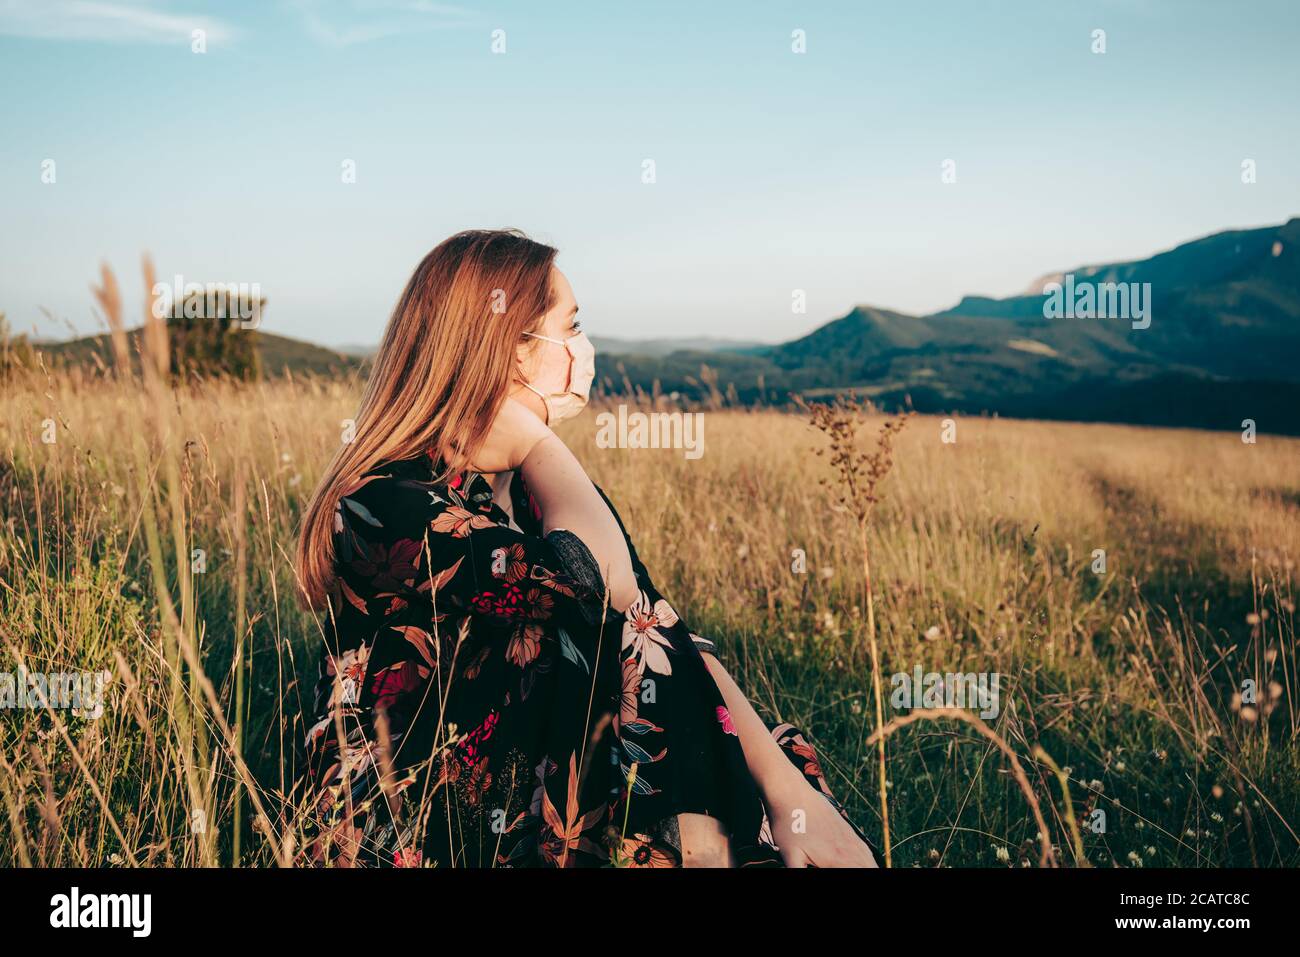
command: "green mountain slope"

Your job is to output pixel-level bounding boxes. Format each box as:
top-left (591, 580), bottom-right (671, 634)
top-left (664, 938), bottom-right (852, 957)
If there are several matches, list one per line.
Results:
top-left (599, 218), bottom-right (1300, 432)
top-left (37, 329), bottom-right (366, 378)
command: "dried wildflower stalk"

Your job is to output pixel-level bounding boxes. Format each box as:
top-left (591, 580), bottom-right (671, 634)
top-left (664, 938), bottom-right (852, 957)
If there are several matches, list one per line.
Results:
top-left (800, 393), bottom-right (911, 867)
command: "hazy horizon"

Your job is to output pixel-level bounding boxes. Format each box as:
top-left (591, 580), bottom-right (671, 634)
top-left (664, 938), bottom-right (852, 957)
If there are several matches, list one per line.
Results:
top-left (23, 213), bottom-right (1300, 352)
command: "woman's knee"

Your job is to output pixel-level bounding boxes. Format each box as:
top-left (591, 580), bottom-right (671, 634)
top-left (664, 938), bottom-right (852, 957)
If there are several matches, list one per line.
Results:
top-left (677, 813), bottom-right (735, 868)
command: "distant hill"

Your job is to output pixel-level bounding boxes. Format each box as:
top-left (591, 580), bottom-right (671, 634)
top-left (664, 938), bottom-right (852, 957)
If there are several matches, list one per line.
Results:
top-left (29, 219), bottom-right (1300, 432)
top-left (591, 335), bottom-right (765, 358)
top-left (289, 336), bottom-right (762, 363)
top-left (597, 218), bottom-right (1300, 433)
top-left (926, 219), bottom-right (1300, 382)
top-left (38, 328), bottom-right (366, 378)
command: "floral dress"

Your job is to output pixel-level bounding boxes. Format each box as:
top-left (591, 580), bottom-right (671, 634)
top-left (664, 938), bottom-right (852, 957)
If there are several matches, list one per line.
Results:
top-left (299, 452), bottom-right (864, 867)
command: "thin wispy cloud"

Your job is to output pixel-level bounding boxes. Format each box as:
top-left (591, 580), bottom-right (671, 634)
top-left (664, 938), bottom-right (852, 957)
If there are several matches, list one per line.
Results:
top-left (0, 0), bottom-right (232, 44)
top-left (287, 0), bottom-right (473, 47)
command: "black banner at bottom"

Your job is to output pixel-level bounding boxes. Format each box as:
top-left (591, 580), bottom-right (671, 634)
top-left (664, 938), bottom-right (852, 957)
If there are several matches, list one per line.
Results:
top-left (2, 866), bottom-right (1286, 942)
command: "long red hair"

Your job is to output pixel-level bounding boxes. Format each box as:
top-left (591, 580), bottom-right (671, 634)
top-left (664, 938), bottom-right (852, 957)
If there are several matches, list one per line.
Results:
top-left (295, 229), bottom-right (557, 607)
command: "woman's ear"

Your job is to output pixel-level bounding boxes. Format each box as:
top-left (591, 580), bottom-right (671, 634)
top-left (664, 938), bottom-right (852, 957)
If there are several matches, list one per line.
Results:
top-left (515, 337), bottom-right (538, 382)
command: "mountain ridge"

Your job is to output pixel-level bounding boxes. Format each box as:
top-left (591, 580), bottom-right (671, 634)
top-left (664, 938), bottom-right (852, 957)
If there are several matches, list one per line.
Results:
top-left (27, 217), bottom-right (1300, 432)
top-left (597, 217), bottom-right (1300, 431)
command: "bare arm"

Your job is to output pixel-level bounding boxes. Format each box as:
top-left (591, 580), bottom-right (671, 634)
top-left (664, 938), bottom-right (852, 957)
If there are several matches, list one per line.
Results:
top-left (518, 433), bottom-right (638, 611)
top-left (473, 397), bottom-right (636, 611)
top-left (702, 651), bottom-right (876, 866)
top-left (698, 654), bottom-right (808, 799)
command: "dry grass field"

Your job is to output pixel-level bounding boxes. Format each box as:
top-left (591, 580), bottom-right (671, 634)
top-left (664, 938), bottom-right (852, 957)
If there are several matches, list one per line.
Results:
top-left (1, 359), bottom-right (1297, 867)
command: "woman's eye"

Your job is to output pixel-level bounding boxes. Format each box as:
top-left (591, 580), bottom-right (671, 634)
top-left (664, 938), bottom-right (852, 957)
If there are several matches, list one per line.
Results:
top-left (571, 320), bottom-right (582, 333)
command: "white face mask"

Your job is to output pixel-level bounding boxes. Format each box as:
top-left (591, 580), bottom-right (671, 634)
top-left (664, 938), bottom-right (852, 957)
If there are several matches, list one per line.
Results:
top-left (520, 330), bottom-right (596, 425)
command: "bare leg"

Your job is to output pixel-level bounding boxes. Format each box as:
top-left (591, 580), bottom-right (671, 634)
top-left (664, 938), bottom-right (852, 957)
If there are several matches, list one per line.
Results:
top-left (677, 813), bottom-right (735, 867)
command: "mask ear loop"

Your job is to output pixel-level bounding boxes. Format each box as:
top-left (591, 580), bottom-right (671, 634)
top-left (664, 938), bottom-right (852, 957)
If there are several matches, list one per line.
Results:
top-left (524, 331), bottom-right (567, 347)
top-left (512, 332), bottom-right (540, 392)
top-left (510, 343), bottom-right (552, 425)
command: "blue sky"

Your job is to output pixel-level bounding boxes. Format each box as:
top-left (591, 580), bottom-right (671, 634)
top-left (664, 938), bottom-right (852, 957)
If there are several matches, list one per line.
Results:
top-left (2, 0), bottom-right (1298, 347)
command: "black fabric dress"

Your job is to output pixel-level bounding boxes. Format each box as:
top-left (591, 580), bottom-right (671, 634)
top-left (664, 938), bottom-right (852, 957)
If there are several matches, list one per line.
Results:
top-left (299, 452), bottom-right (863, 867)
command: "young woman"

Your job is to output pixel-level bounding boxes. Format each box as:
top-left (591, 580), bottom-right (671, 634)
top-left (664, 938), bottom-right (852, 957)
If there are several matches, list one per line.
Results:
top-left (295, 229), bottom-right (877, 868)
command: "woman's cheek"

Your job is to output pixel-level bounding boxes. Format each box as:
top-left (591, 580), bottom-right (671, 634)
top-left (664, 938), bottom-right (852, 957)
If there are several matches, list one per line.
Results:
top-left (533, 353), bottom-right (571, 394)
